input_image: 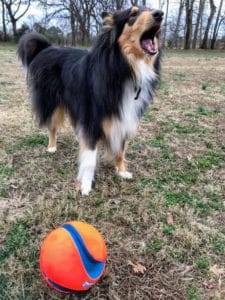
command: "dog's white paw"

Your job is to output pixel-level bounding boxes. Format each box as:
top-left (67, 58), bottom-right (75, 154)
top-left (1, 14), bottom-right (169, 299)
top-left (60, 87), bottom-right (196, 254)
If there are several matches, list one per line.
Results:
top-left (118, 171), bottom-right (133, 179)
top-left (47, 146), bottom-right (57, 153)
top-left (81, 184), bottom-right (92, 196)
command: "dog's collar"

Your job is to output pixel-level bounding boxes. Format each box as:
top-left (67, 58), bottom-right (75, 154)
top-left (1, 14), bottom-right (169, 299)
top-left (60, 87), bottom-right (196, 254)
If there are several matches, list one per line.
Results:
top-left (134, 85), bottom-right (141, 100)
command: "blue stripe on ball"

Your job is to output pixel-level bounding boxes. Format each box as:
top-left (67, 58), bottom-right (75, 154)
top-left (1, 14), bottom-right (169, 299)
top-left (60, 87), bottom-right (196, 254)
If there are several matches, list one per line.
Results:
top-left (62, 223), bottom-right (105, 279)
top-left (47, 277), bottom-right (77, 294)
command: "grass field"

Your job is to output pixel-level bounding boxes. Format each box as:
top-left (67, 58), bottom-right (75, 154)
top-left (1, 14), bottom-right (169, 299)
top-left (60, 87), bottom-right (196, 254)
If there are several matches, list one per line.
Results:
top-left (0, 43), bottom-right (225, 300)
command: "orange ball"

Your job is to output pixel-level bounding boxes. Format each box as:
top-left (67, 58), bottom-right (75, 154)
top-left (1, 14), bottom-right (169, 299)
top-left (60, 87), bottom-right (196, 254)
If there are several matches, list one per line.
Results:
top-left (39, 221), bottom-right (107, 293)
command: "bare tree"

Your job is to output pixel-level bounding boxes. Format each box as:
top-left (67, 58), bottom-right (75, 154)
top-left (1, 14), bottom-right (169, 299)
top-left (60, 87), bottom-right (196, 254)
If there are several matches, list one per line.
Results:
top-left (69, 0), bottom-right (76, 45)
top-left (130, 0), bottom-right (138, 5)
top-left (116, 0), bottom-right (126, 9)
top-left (3, 0), bottom-right (31, 39)
top-left (184, 0), bottom-right (195, 49)
top-left (162, 0), bottom-right (169, 46)
top-left (200, 0), bottom-right (216, 49)
top-left (192, 0), bottom-right (206, 48)
top-left (0, 0), bottom-right (7, 41)
top-left (211, 0), bottom-right (224, 49)
top-left (172, 0), bottom-right (184, 48)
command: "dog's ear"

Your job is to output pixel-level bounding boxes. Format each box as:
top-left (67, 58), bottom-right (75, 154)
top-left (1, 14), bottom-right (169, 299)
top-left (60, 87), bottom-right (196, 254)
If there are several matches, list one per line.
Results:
top-left (101, 11), bottom-right (114, 28)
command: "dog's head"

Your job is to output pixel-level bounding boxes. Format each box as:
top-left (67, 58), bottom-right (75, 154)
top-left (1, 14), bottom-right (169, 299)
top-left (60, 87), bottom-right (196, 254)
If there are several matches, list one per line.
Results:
top-left (102, 6), bottom-right (163, 64)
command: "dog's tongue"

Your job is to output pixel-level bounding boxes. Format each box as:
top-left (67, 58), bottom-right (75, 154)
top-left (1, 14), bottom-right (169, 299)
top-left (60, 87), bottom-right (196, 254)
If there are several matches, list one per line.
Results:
top-left (141, 39), bottom-right (157, 54)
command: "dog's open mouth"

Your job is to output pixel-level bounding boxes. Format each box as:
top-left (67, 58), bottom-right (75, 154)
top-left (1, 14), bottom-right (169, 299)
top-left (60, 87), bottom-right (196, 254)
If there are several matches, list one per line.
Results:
top-left (140, 25), bottom-right (161, 56)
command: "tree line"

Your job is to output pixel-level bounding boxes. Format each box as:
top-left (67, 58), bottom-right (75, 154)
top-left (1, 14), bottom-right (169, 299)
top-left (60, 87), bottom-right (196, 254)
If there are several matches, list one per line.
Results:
top-left (0, 0), bottom-right (225, 49)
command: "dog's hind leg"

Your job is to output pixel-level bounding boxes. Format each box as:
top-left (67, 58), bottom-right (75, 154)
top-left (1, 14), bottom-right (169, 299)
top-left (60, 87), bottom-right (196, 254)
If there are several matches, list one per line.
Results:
top-left (115, 142), bottom-right (133, 179)
top-left (77, 139), bottom-right (97, 196)
top-left (47, 106), bottom-right (65, 153)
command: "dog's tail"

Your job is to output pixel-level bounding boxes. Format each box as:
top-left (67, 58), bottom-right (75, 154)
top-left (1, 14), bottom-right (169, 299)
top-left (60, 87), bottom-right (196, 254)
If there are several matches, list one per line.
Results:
top-left (17, 32), bottom-right (51, 67)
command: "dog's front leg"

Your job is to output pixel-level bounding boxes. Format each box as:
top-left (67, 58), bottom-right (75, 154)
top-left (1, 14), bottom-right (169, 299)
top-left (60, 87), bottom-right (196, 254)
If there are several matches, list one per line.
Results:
top-left (77, 141), bottom-right (97, 196)
top-left (115, 144), bottom-right (132, 179)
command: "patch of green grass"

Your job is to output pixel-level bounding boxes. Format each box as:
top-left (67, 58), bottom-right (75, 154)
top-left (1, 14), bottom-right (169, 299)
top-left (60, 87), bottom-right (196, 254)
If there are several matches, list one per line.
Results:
top-left (18, 134), bottom-right (48, 148)
top-left (158, 80), bottom-right (170, 95)
top-left (165, 191), bottom-right (194, 206)
top-left (168, 169), bottom-right (199, 184)
top-left (147, 238), bottom-right (163, 252)
top-left (160, 147), bottom-right (176, 161)
top-left (148, 135), bottom-right (165, 148)
top-left (195, 257), bottom-right (210, 271)
top-left (0, 187), bottom-right (9, 198)
top-left (187, 286), bottom-right (201, 300)
top-left (195, 151), bottom-right (224, 171)
top-left (165, 191), bottom-right (223, 215)
top-left (207, 192), bottom-right (224, 211)
top-left (220, 83), bottom-right (225, 95)
top-left (6, 134), bottom-right (48, 153)
top-left (197, 105), bottom-right (220, 116)
top-left (205, 141), bottom-right (213, 149)
top-left (212, 237), bottom-right (225, 255)
top-left (138, 176), bottom-right (152, 189)
top-left (0, 273), bottom-right (8, 297)
top-left (0, 163), bottom-right (14, 198)
top-left (141, 166), bottom-right (199, 191)
top-left (0, 162), bottom-right (14, 178)
top-left (195, 200), bottom-right (209, 215)
top-left (0, 221), bottom-right (30, 262)
top-left (142, 110), bottom-right (153, 123)
top-left (162, 225), bottom-right (176, 235)
top-left (170, 248), bottom-right (186, 263)
top-left (23, 245), bottom-right (38, 269)
top-left (173, 72), bottom-right (186, 81)
top-left (162, 120), bottom-right (206, 135)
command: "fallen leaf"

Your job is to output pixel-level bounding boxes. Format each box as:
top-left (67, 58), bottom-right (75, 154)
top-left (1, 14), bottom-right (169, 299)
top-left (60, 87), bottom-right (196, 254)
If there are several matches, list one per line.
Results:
top-left (167, 211), bottom-right (174, 225)
top-left (180, 265), bottom-right (193, 276)
top-left (202, 281), bottom-right (216, 290)
top-left (128, 260), bottom-right (146, 274)
top-left (210, 264), bottom-right (224, 277)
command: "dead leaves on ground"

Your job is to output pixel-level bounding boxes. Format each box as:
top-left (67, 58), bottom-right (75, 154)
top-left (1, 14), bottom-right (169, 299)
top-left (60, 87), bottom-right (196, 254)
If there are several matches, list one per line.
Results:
top-left (167, 211), bottom-right (174, 225)
top-left (128, 260), bottom-right (146, 274)
top-left (210, 264), bottom-right (224, 277)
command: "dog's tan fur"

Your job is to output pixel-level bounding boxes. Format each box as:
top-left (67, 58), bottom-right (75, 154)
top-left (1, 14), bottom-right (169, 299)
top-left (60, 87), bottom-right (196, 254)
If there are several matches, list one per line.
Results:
top-left (118, 7), bottom-right (159, 76)
top-left (47, 106), bottom-right (65, 151)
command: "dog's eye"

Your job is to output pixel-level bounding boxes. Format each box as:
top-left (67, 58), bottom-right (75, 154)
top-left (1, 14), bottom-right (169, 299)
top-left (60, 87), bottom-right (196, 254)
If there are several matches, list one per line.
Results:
top-left (128, 11), bottom-right (139, 25)
top-left (130, 11), bottom-right (138, 18)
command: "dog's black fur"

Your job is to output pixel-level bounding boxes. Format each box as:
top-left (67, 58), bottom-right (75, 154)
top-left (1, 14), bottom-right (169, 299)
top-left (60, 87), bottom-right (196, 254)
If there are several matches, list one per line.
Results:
top-left (18, 7), bottom-right (163, 195)
top-left (18, 8), bottom-right (161, 150)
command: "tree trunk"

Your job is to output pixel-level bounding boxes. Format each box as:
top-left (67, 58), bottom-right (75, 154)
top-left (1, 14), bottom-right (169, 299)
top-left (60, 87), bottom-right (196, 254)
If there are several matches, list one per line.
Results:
top-left (12, 20), bottom-right (17, 39)
top-left (192, 0), bottom-right (205, 49)
top-left (184, 0), bottom-right (195, 49)
top-left (1, 0), bottom-right (7, 41)
top-left (200, 0), bottom-right (216, 49)
top-left (116, 0), bottom-right (124, 10)
top-left (172, 0), bottom-right (184, 48)
top-left (4, 0), bottom-right (30, 40)
top-left (210, 0), bottom-right (223, 49)
top-left (69, 2), bottom-right (76, 46)
top-left (131, 0), bottom-right (139, 5)
top-left (162, 0), bottom-right (169, 46)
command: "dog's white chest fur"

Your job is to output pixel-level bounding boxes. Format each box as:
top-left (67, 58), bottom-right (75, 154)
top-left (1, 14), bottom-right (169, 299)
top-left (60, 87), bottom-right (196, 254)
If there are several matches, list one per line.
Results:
top-left (109, 60), bottom-right (156, 154)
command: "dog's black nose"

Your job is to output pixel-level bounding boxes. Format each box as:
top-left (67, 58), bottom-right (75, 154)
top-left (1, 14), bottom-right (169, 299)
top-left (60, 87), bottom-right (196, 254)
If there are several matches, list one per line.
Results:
top-left (153, 10), bottom-right (164, 21)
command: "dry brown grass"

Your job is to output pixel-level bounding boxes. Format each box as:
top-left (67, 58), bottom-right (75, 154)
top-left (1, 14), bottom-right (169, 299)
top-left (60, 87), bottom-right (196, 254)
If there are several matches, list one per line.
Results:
top-left (0, 44), bottom-right (225, 300)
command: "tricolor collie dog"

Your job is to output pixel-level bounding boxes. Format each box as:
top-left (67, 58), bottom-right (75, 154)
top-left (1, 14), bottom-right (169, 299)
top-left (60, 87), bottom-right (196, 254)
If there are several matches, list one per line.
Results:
top-left (18, 6), bottom-right (163, 195)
